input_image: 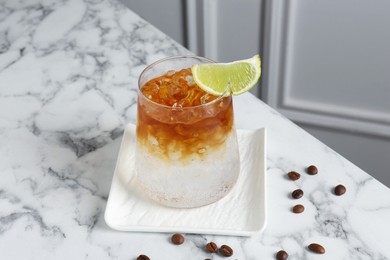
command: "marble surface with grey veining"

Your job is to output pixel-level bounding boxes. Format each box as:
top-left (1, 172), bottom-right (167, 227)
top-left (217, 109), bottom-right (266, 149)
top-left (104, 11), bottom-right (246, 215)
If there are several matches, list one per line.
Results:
top-left (1, 0), bottom-right (390, 259)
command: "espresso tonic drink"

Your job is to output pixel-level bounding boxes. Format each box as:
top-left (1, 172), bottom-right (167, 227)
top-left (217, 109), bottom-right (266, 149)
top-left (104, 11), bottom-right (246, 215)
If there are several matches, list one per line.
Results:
top-left (136, 56), bottom-right (240, 208)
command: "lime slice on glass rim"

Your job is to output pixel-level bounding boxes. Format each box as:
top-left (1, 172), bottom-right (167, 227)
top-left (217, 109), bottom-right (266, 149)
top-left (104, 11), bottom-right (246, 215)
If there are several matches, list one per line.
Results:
top-left (191, 54), bottom-right (261, 96)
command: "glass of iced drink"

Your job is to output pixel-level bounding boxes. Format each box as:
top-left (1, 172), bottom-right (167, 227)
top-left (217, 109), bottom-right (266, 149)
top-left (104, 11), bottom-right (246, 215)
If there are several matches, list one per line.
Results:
top-left (136, 56), bottom-right (240, 208)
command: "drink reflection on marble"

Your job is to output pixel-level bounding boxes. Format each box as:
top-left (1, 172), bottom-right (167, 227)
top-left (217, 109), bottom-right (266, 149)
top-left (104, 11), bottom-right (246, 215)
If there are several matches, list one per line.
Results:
top-left (136, 56), bottom-right (240, 208)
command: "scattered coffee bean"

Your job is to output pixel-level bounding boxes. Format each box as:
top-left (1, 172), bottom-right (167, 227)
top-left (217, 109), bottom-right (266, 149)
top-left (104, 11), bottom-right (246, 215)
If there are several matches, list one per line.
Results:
top-left (171, 233), bottom-right (184, 245)
top-left (308, 243), bottom-right (325, 254)
top-left (288, 171), bottom-right (300, 181)
top-left (334, 184), bottom-right (346, 196)
top-left (291, 189), bottom-right (304, 199)
top-left (292, 204), bottom-right (305, 213)
top-left (206, 242), bottom-right (218, 253)
top-left (219, 244), bottom-right (233, 257)
top-left (307, 165), bottom-right (318, 175)
top-left (276, 250), bottom-right (288, 260)
top-left (137, 255), bottom-right (150, 260)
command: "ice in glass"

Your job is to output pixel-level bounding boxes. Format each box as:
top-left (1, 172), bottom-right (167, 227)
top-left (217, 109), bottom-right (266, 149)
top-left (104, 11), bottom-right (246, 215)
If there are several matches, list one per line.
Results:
top-left (136, 56), bottom-right (240, 208)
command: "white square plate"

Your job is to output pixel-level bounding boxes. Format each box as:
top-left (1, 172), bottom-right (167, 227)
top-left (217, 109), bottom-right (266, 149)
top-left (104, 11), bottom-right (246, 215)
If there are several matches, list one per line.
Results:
top-left (104, 124), bottom-right (267, 236)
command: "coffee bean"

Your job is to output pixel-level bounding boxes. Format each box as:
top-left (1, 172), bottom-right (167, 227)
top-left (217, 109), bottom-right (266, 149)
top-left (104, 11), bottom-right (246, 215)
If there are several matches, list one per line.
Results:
top-left (137, 255), bottom-right (150, 260)
top-left (171, 233), bottom-right (184, 245)
top-left (219, 244), bottom-right (233, 257)
top-left (307, 165), bottom-right (318, 175)
top-left (334, 184), bottom-right (346, 196)
top-left (292, 204), bottom-right (305, 213)
top-left (291, 189), bottom-right (304, 199)
top-left (288, 171), bottom-right (300, 181)
top-left (276, 250), bottom-right (288, 260)
top-left (308, 243), bottom-right (325, 254)
top-left (206, 242), bottom-right (218, 253)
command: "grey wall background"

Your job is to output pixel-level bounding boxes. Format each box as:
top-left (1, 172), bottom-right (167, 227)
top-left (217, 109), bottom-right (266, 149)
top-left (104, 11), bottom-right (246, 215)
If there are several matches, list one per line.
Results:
top-left (120, 0), bottom-right (390, 188)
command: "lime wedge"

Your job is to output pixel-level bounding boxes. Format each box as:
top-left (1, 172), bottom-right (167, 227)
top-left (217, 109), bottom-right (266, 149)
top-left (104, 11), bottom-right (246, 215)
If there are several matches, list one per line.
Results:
top-left (191, 54), bottom-right (261, 96)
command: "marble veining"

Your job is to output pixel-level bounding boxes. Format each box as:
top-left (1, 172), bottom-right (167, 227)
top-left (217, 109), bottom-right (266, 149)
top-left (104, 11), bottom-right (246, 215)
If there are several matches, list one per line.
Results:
top-left (1, 0), bottom-right (390, 259)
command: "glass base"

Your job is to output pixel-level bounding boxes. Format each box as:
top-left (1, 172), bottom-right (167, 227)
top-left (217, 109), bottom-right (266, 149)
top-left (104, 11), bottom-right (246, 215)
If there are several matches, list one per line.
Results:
top-left (135, 132), bottom-right (240, 208)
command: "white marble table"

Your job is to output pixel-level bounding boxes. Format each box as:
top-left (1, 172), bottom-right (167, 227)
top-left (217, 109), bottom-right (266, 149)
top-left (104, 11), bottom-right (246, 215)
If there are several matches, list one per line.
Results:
top-left (1, 0), bottom-right (390, 259)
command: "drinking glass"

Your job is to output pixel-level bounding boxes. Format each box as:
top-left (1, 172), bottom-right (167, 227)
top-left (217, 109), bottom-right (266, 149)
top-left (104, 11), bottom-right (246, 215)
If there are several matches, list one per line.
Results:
top-left (136, 56), bottom-right (240, 208)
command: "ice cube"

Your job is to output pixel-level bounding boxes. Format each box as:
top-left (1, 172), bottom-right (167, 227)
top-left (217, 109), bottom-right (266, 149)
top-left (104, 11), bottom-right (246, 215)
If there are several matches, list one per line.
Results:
top-left (198, 147), bottom-right (206, 154)
top-left (171, 102), bottom-right (183, 112)
top-left (148, 134), bottom-right (159, 146)
top-left (166, 70), bottom-right (175, 76)
top-left (185, 75), bottom-right (195, 86)
top-left (168, 84), bottom-right (181, 96)
top-left (158, 85), bottom-right (171, 101)
top-left (200, 93), bottom-right (210, 104)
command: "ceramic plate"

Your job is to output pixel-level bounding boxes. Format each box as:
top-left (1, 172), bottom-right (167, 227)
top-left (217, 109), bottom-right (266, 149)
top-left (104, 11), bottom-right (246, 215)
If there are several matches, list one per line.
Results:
top-left (104, 124), bottom-right (267, 236)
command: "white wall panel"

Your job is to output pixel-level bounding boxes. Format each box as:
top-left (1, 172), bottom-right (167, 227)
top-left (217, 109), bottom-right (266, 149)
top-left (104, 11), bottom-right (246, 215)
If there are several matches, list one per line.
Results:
top-left (263, 0), bottom-right (390, 138)
top-left (211, 0), bottom-right (263, 63)
top-left (186, 0), bottom-right (263, 60)
top-left (119, 0), bottom-right (186, 46)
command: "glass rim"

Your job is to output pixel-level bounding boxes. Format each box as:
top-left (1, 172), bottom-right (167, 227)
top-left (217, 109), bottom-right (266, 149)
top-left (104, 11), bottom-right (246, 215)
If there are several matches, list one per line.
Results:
top-left (137, 55), bottom-right (230, 109)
